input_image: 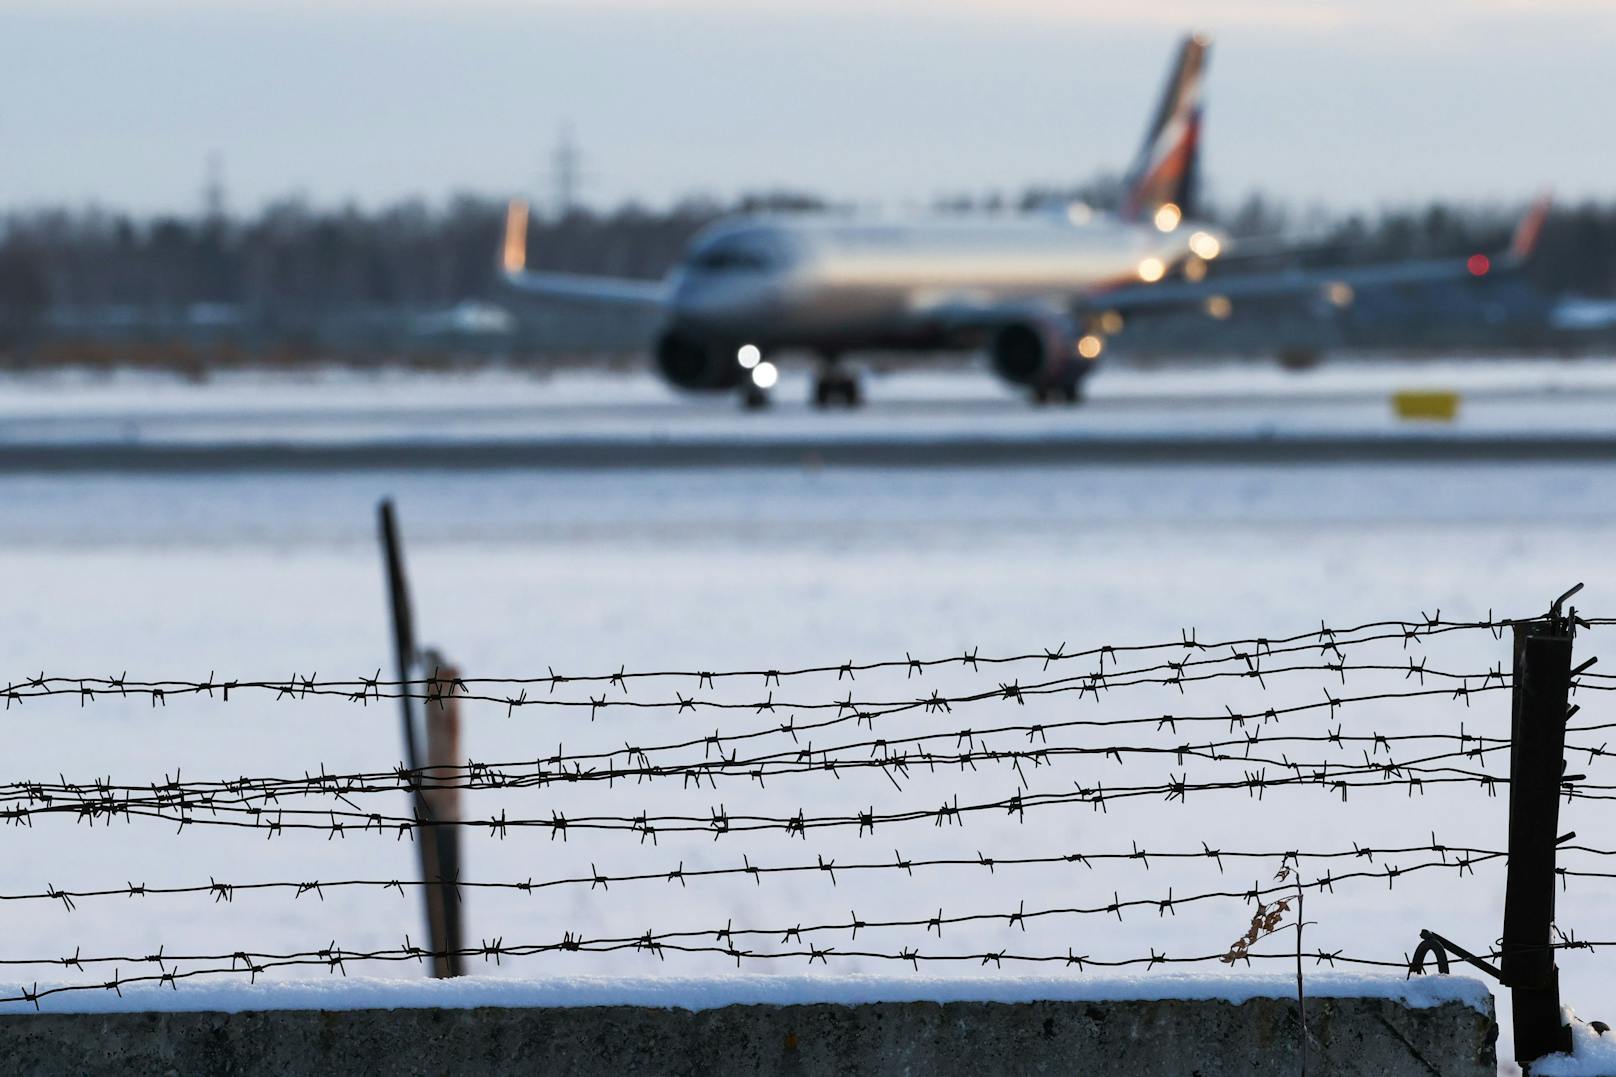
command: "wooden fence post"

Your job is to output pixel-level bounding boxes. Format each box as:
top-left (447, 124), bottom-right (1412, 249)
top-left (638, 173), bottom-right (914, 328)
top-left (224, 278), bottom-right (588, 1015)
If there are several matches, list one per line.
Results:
top-left (424, 652), bottom-right (464, 978)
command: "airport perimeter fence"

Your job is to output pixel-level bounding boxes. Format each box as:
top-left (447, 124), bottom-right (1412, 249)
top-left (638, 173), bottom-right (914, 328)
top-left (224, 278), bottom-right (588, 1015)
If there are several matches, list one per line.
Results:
top-left (2, 569), bottom-right (1613, 1067)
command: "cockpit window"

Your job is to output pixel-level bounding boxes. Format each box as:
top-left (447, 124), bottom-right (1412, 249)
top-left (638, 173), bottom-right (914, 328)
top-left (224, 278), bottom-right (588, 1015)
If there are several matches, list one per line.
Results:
top-left (692, 246), bottom-right (770, 272)
top-left (686, 230), bottom-right (785, 274)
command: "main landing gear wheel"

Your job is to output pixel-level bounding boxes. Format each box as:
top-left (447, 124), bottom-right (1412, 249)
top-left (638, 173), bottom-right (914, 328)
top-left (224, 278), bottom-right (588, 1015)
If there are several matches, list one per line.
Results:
top-left (813, 369), bottom-right (862, 409)
top-left (742, 384), bottom-right (771, 409)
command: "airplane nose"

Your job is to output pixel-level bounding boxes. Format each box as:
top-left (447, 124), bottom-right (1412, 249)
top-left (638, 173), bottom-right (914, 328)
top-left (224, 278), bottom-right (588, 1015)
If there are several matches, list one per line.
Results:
top-left (671, 276), bottom-right (782, 331)
top-left (671, 279), bottom-right (727, 317)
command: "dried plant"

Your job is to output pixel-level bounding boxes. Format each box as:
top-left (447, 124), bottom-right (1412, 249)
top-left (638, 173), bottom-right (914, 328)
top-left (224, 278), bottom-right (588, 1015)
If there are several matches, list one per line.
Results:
top-left (1222, 889), bottom-right (1293, 965)
top-left (1223, 866), bottom-right (1311, 1076)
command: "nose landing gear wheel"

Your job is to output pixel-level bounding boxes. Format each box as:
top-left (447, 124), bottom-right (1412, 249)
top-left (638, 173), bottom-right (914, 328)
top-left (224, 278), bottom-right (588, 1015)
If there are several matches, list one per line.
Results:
top-left (1032, 374), bottom-right (1085, 406)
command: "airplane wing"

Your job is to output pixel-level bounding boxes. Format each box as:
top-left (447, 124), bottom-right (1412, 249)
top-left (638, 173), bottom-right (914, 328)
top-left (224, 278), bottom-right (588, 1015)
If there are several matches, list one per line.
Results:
top-left (499, 200), bottom-right (670, 308)
top-left (1088, 193), bottom-right (1552, 321)
top-left (910, 195), bottom-right (1551, 344)
top-left (1089, 256), bottom-right (1497, 316)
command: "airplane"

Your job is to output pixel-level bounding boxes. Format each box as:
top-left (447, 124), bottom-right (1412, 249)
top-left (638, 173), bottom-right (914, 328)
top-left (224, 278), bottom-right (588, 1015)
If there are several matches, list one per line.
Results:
top-left (499, 34), bottom-right (1547, 408)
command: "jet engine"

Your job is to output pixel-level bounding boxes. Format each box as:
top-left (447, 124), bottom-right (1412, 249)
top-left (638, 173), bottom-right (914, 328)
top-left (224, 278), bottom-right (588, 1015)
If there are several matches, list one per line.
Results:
top-left (989, 319), bottom-right (1075, 387)
top-left (653, 331), bottom-right (743, 391)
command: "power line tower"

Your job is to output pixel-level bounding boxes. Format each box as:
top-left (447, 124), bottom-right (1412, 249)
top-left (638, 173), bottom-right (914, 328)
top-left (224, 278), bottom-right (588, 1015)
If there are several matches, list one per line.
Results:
top-left (549, 123), bottom-right (585, 219)
top-left (201, 152), bottom-right (227, 225)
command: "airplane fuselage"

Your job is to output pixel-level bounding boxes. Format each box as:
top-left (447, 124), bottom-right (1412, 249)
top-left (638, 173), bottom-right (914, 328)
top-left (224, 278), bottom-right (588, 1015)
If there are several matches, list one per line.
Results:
top-left (663, 211), bottom-right (1218, 352)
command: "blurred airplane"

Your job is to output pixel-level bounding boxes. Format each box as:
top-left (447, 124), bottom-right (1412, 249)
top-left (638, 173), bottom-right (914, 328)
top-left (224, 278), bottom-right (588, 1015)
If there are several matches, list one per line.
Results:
top-left (503, 35), bottom-right (1219, 406)
top-left (500, 35), bottom-right (1546, 407)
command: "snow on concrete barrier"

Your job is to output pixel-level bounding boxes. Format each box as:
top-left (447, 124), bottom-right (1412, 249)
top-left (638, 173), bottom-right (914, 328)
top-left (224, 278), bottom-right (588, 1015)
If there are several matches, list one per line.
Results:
top-left (0, 973), bottom-right (1497, 1076)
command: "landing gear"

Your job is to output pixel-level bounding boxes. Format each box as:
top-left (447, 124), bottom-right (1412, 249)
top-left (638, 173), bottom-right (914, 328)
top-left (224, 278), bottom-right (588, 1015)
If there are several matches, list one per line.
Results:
top-left (736, 345), bottom-right (776, 409)
top-left (1032, 373), bottom-right (1085, 406)
top-left (812, 360), bottom-right (862, 409)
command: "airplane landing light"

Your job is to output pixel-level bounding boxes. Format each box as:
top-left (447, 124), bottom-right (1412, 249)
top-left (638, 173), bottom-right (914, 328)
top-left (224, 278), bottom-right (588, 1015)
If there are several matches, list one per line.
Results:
top-left (737, 344), bottom-right (762, 369)
top-left (751, 361), bottom-right (779, 389)
top-left (1188, 231), bottom-right (1221, 260)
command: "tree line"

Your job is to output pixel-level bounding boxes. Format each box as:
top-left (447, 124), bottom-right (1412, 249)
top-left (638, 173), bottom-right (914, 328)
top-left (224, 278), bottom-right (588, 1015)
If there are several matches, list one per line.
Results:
top-left (1, 187), bottom-right (1613, 347)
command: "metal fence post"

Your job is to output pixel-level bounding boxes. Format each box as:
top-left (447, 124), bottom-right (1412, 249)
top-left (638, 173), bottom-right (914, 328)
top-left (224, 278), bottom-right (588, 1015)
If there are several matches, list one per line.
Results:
top-left (1502, 603), bottom-right (1577, 1067)
top-left (379, 499), bottom-right (464, 977)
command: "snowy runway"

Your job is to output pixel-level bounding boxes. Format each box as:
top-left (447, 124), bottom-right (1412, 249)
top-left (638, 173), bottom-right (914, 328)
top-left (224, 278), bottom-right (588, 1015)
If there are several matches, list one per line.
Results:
top-left (2, 357), bottom-right (1616, 470)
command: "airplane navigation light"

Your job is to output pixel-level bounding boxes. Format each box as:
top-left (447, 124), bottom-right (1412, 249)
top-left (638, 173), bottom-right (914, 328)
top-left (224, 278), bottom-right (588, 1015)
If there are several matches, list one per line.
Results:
top-left (1076, 334), bottom-right (1104, 360)
top-left (1153, 203), bottom-right (1182, 232)
top-left (1467, 254), bottom-right (1491, 277)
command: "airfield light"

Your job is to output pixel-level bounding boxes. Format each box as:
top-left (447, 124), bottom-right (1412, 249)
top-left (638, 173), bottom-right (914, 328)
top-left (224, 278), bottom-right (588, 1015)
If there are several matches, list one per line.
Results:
top-left (1099, 310), bottom-right (1125, 335)
top-left (1184, 257), bottom-right (1207, 283)
top-left (737, 343), bottom-right (762, 369)
top-left (751, 361), bottom-right (779, 389)
top-left (1076, 334), bottom-right (1104, 360)
top-left (1153, 203), bottom-right (1182, 232)
top-left (1137, 257), bottom-right (1166, 283)
top-left (1206, 295), bottom-right (1232, 320)
top-left (1188, 231), bottom-right (1221, 260)
top-left (1467, 254), bottom-right (1492, 277)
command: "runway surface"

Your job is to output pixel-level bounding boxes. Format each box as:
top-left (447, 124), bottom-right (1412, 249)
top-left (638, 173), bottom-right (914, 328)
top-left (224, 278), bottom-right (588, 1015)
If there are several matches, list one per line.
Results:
top-left (6, 432), bottom-right (1616, 471)
top-left (2, 358), bottom-right (1615, 470)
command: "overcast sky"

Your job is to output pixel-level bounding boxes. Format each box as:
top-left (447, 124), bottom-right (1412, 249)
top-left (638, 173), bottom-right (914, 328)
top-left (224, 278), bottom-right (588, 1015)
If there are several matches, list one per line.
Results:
top-left (6, 0), bottom-right (1614, 218)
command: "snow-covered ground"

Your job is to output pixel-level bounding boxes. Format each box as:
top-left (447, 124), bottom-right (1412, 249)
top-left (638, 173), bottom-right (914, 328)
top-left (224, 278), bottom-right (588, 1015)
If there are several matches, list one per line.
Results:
top-left (1536, 1010), bottom-right (1616, 1076)
top-left (2, 363), bottom-right (1615, 1073)
top-left (3, 355), bottom-right (1616, 448)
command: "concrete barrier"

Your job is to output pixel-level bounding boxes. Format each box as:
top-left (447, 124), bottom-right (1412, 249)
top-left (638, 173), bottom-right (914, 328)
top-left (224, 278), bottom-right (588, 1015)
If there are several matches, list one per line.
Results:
top-left (0, 992), bottom-right (1495, 1076)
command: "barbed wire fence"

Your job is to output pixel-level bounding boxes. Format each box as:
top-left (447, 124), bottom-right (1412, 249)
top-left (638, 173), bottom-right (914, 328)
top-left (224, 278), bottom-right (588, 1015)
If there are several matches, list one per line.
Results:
top-left (1, 515), bottom-right (1608, 1068)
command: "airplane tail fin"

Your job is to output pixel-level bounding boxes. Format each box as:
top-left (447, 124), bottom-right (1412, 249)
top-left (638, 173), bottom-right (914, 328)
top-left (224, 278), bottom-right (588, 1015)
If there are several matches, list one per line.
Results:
top-left (502, 199), bottom-right (530, 274)
top-left (1121, 33), bottom-right (1210, 225)
top-left (1507, 191), bottom-right (1552, 265)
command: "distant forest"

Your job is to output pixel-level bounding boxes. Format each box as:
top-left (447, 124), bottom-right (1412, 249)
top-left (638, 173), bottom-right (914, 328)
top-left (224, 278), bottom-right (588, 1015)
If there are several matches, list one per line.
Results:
top-left (1, 185), bottom-right (1614, 346)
